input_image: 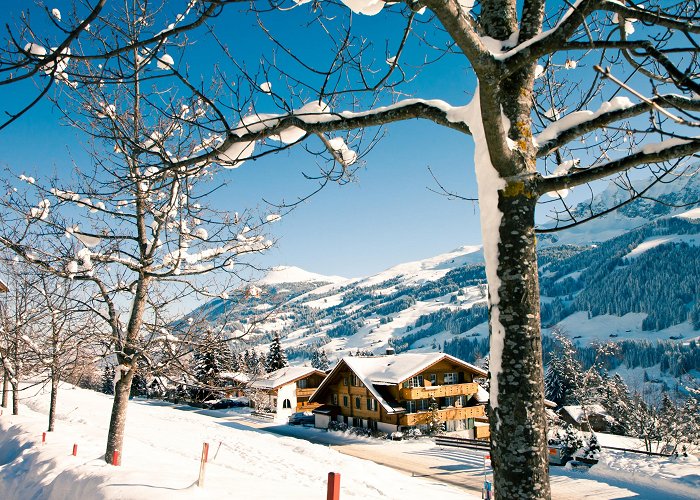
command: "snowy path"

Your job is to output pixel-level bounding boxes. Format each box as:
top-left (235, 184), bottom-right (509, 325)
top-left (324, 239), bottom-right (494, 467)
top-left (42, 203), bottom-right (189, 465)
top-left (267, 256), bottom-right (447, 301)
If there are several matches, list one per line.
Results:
top-left (216, 411), bottom-right (699, 500)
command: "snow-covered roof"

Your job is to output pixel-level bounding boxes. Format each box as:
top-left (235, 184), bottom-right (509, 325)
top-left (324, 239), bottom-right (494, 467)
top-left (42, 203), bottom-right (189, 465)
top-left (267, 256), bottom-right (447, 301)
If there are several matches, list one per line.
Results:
top-left (220, 371), bottom-right (250, 384)
top-left (472, 386), bottom-right (489, 404)
top-left (561, 404), bottom-right (607, 423)
top-left (250, 366), bottom-right (325, 390)
top-left (311, 353), bottom-right (487, 414)
top-left (0, 278), bottom-right (8, 293)
top-left (344, 352), bottom-right (486, 385)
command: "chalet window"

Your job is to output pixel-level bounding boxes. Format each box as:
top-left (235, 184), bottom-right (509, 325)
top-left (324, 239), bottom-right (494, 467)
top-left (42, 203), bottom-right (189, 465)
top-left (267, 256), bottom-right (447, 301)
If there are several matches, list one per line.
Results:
top-left (444, 396), bottom-right (455, 407)
top-left (443, 372), bottom-right (458, 385)
top-left (406, 400), bottom-right (416, 413)
top-left (283, 399), bottom-right (291, 409)
top-left (355, 397), bottom-right (361, 409)
top-left (298, 379), bottom-right (308, 389)
top-left (332, 394), bottom-right (338, 405)
top-left (343, 395), bottom-right (349, 407)
top-left (343, 376), bottom-right (348, 386)
top-left (366, 398), bottom-right (377, 411)
top-left (429, 373), bottom-right (437, 385)
top-left (351, 374), bottom-right (361, 387)
top-left (403, 375), bottom-right (424, 388)
top-left (417, 399), bottom-right (430, 411)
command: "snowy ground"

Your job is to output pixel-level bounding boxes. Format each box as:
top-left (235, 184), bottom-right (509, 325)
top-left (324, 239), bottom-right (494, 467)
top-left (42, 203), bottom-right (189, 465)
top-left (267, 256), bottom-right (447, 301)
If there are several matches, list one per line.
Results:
top-left (2, 382), bottom-right (698, 499)
top-left (0, 382), bottom-right (471, 500)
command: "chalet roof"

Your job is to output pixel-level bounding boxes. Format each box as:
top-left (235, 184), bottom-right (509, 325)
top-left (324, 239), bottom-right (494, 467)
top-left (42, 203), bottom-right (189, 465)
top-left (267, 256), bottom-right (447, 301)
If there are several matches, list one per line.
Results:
top-left (0, 278), bottom-right (8, 293)
top-left (344, 352), bottom-right (486, 385)
top-left (250, 366), bottom-right (325, 390)
top-left (219, 371), bottom-right (250, 384)
top-left (310, 352), bottom-right (487, 414)
top-left (560, 404), bottom-right (608, 423)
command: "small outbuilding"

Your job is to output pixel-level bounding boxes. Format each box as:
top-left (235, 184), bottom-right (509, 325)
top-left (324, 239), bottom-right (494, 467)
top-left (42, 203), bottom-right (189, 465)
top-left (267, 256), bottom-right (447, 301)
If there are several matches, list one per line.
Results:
top-left (248, 366), bottom-right (326, 422)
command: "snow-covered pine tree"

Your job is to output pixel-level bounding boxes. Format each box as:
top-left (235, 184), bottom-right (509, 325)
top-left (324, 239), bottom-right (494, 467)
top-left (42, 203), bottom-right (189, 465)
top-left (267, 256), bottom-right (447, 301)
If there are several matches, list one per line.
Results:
top-left (310, 349), bottom-right (320, 369)
top-left (311, 348), bottom-right (330, 371)
top-left (265, 333), bottom-right (288, 373)
top-left (191, 332), bottom-right (235, 402)
top-left (427, 395), bottom-right (443, 435)
top-left (581, 434), bottom-right (601, 461)
top-left (318, 350), bottom-right (330, 371)
top-left (544, 363), bottom-right (565, 406)
top-left (474, 355), bottom-right (489, 393)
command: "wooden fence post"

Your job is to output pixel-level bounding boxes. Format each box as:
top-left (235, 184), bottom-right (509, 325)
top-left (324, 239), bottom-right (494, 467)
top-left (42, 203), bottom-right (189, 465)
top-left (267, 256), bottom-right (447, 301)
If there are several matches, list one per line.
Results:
top-left (327, 472), bottom-right (341, 500)
top-left (197, 442), bottom-right (209, 487)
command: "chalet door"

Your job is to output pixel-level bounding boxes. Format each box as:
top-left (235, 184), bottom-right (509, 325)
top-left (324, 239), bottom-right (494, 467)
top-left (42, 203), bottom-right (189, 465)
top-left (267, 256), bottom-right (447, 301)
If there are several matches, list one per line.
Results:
top-left (458, 372), bottom-right (465, 383)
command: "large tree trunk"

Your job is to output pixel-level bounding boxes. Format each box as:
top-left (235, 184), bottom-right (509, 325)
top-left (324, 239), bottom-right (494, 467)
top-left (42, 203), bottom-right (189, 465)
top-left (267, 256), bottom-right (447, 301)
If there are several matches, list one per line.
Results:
top-left (1, 370), bottom-right (8, 408)
top-left (11, 380), bottom-right (19, 416)
top-left (48, 366), bottom-right (59, 432)
top-left (105, 367), bottom-right (135, 463)
top-left (104, 272), bottom-right (148, 464)
top-left (488, 190), bottom-right (550, 499)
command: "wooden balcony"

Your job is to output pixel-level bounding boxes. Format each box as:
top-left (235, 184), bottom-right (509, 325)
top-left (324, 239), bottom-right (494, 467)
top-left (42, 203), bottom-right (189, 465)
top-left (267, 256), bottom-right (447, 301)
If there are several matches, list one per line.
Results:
top-left (296, 387), bottom-right (317, 398)
top-left (399, 405), bottom-right (485, 426)
top-left (399, 382), bottom-right (479, 400)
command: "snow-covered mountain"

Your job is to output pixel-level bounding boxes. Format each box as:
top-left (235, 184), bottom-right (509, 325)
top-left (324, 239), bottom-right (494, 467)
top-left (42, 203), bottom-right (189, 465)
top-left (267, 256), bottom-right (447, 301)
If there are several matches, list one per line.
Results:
top-left (539, 173), bottom-right (700, 246)
top-left (192, 215), bottom-right (700, 350)
top-left (186, 177), bottom-right (700, 393)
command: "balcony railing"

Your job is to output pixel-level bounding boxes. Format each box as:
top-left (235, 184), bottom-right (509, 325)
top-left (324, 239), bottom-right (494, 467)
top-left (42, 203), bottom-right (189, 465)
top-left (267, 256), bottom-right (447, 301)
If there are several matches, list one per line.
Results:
top-left (296, 387), bottom-right (317, 398)
top-left (399, 405), bottom-right (485, 426)
top-left (399, 382), bottom-right (479, 400)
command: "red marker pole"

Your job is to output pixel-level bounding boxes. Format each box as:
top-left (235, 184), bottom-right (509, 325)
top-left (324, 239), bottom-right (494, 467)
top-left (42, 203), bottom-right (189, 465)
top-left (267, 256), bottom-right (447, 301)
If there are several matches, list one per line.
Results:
top-left (42, 432), bottom-right (46, 444)
top-left (327, 472), bottom-right (341, 500)
top-left (197, 442), bottom-right (209, 487)
top-left (72, 444), bottom-right (78, 456)
top-left (112, 450), bottom-right (120, 466)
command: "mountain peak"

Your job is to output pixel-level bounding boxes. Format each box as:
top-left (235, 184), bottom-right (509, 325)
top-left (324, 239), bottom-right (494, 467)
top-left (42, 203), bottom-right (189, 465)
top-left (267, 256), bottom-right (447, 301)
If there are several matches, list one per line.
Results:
top-left (258, 265), bottom-right (347, 285)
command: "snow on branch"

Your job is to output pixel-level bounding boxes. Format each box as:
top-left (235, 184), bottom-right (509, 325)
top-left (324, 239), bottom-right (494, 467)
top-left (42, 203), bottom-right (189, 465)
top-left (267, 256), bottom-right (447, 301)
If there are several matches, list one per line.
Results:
top-left (188, 99), bottom-right (472, 169)
top-left (538, 137), bottom-right (700, 193)
top-left (536, 94), bottom-right (700, 157)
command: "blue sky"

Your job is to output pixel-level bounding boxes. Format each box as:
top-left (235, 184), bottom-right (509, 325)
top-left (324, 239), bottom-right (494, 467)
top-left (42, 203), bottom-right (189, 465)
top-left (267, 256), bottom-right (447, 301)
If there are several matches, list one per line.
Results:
top-left (0, 2), bottom-right (484, 279)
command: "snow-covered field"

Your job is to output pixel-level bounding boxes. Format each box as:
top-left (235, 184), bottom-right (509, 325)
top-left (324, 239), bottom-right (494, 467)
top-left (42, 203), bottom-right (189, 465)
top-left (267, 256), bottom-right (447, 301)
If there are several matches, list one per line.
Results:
top-left (0, 382), bottom-right (471, 500)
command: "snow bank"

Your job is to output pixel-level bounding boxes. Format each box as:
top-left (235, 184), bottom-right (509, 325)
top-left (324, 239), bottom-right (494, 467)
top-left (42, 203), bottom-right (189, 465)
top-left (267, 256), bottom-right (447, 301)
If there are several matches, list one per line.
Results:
top-left (0, 381), bottom-right (466, 499)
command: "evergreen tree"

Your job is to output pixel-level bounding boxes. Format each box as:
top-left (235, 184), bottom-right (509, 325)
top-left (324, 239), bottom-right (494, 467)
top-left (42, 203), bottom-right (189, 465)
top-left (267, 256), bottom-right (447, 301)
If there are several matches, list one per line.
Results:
top-left (101, 365), bottom-right (115, 395)
top-left (544, 364), bottom-right (565, 406)
top-left (477, 355), bottom-right (490, 393)
top-left (265, 333), bottom-right (288, 373)
top-left (547, 330), bottom-right (582, 405)
top-left (130, 372), bottom-right (148, 399)
top-left (581, 434), bottom-right (601, 461)
top-left (311, 349), bottom-right (330, 371)
top-left (191, 331), bottom-right (235, 402)
top-left (427, 395), bottom-right (443, 435)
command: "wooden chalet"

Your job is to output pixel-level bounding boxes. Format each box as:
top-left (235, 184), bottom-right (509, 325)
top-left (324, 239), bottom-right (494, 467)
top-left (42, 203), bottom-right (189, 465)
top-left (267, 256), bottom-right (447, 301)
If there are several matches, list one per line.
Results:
top-left (249, 366), bottom-right (326, 422)
top-left (309, 352), bottom-right (489, 437)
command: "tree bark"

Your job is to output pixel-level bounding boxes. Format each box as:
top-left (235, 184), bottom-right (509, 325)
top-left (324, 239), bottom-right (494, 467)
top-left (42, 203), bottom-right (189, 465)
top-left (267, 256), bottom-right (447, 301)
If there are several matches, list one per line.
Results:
top-left (11, 381), bottom-right (19, 416)
top-left (1, 370), bottom-right (8, 408)
top-left (105, 367), bottom-right (135, 463)
top-left (48, 365), bottom-right (59, 432)
top-left (488, 189), bottom-right (550, 499)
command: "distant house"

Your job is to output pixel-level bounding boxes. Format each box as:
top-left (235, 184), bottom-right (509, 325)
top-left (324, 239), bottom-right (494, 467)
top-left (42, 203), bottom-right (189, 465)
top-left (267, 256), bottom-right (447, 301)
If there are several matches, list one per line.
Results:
top-left (0, 279), bottom-right (8, 293)
top-left (308, 352), bottom-right (489, 437)
top-left (559, 404), bottom-right (611, 432)
top-left (248, 366), bottom-right (326, 422)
